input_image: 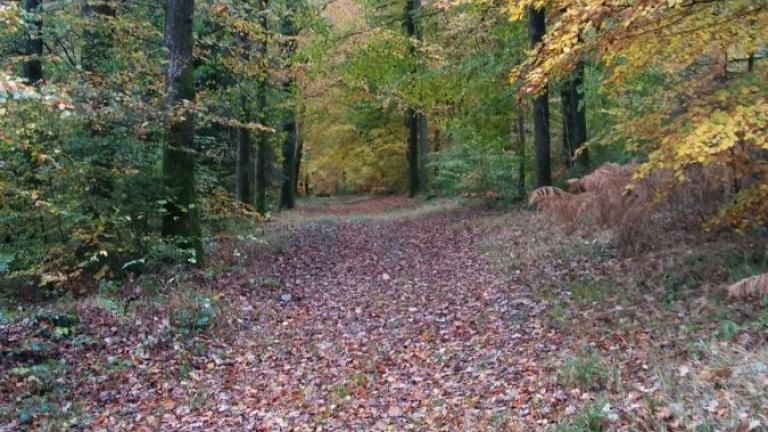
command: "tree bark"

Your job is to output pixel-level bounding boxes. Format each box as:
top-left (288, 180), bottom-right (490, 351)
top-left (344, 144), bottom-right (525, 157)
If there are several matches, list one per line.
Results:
top-left (162, 0), bottom-right (203, 263)
top-left (235, 30), bottom-right (255, 205)
top-left (236, 126), bottom-right (255, 205)
top-left (561, 61), bottom-right (589, 170)
top-left (22, 0), bottom-right (43, 84)
top-left (280, 112), bottom-right (297, 209)
top-left (404, 0), bottom-right (427, 196)
top-left (417, 111), bottom-right (428, 192)
top-left (255, 0), bottom-right (269, 215)
top-left (529, 7), bottom-right (551, 187)
top-left (279, 4), bottom-right (298, 210)
top-left (294, 111), bottom-right (304, 195)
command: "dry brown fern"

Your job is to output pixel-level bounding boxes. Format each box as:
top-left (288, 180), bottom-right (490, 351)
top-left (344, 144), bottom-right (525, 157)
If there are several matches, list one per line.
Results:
top-left (727, 273), bottom-right (768, 299)
top-left (529, 186), bottom-right (570, 205)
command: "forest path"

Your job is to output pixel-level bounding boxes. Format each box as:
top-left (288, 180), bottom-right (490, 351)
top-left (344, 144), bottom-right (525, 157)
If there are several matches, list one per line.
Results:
top-left (185, 197), bottom-right (560, 430)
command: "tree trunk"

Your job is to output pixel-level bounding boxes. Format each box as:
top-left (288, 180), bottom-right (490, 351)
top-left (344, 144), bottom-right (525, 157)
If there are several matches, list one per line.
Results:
top-left (516, 110), bottom-right (526, 199)
top-left (22, 0), bottom-right (43, 84)
top-left (162, 0), bottom-right (203, 263)
top-left (280, 112), bottom-right (297, 209)
top-left (404, 0), bottom-right (427, 196)
top-left (236, 126), bottom-right (255, 204)
top-left (560, 78), bottom-right (574, 168)
top-left (529, 7), bottom-right (551, 187)
top-left (417, 112), bottom-right (428, 191)
top-left (294, 111), bottom-right (304, 195)
top-left (571, 62), bottom-right (589, 170)
top-left (279, 5), bottom-right (298, 210)
top-left (255, 0), bottom-right (269, 215)
top-left (406, 108), bottom-right (419, 197)
top-left (234, 29), bottom-right (255, 205)
top-left (561, 62), bottom-right (589, 170)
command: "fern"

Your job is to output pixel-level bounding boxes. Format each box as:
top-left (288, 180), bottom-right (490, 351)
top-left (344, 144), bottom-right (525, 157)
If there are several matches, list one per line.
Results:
top-left (727, 273), bottom-right (768, 300)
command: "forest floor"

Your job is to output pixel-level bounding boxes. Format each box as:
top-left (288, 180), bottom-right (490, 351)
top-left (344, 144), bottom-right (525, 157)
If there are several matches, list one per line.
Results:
top-left (2, 196), bottom-right (768, 431)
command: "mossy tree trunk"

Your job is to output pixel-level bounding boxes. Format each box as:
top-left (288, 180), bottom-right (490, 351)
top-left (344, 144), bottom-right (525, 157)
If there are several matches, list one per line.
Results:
top-left (162, 0), bottom-right (203, 264)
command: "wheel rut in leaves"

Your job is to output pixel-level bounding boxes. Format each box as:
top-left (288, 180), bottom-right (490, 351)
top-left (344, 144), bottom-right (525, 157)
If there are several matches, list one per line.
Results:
top-left (216, 209), bottom-right (559, 430)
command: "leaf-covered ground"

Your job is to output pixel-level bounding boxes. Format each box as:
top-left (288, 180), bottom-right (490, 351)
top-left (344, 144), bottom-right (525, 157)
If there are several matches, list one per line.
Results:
top-left (2, 197), bottom-right (767, 431)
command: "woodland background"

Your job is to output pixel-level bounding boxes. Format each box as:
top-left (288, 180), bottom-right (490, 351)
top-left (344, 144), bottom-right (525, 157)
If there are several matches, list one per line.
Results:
top-left (1, 0), bottom-right (768, 430)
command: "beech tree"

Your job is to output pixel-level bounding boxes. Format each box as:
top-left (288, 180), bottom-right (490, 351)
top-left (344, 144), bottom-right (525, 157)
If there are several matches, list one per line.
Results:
top-left (561, 61), bottom-right (588, 170)
top-left (404, 0), bottom-right (427, 196)
top-left (254, 0), bottom-right (270, 215)
top-left (279, 1), bottom-right (299, 209)
top-left (528, 6), bottom-right (551, 187)
top-left (162, 0), bottom-right (203, 262)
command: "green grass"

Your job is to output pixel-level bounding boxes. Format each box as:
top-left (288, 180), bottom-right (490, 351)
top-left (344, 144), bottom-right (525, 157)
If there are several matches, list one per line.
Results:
top-left (552, 397), bottom-right (611, 432)
top-left (568, 278), bottom-right (611, 305)
top-left (560, 350), bottom-right (614, 391)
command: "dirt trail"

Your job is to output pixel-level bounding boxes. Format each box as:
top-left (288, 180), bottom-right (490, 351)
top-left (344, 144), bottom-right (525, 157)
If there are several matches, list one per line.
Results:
top-left (2, 198), bottom-right (571, 431)
top-left (172, 200), bottom-right (560, 431)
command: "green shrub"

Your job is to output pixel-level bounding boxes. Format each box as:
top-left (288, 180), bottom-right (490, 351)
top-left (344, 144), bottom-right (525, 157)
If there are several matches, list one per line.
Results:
top-left (170, 294), bottom-right (216, 334)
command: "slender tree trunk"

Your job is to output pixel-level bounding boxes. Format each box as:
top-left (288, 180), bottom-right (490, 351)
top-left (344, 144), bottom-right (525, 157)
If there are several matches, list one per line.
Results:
top-left (561, 62), bottom-right (589, 170)
top-left (516, 110), bottom-right (526, 199)
top-left (22, 0), bottom-right (43, 84)
top-left (255, 0), bottom-right (269, 215)
top-left (279, 5), bottom-right (298, 209)
top-left (404, 0), bottom-right (427, 196)
top-left (571, 62), bottom-right (589, 170)
top-left (280, 110), bottom-right (297, 209)
top-left (162, 0), bottom-right (203, 263)
top-left (294, 110), bottom-right (304, 195)
top-left (236, 126), bottom-right (255, 204)
top-left (417, 112), bottom-right (428, 191)
top-left (406, 108), bottom-right (419, 197)
top-left (560, 78), bottom-right (574, 168)
top-left (235, 31), bottom-right (255, 205)
top-left (529, 7), bottom-right (551, 187)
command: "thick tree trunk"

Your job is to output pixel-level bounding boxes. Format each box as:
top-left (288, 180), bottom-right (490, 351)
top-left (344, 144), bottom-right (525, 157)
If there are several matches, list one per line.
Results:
top-left (162, 0), bottom-right (203, 263)
top-left (255, 0), bottom-right (270, 215)
top-left (404, 0), bottom-right (427, 196)
top-left (22, 0), bottom-right (43, 84)
top-left (529, 7), bottom-right (551, 187)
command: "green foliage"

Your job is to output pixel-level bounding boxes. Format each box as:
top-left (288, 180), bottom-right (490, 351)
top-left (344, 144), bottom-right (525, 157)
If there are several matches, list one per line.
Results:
top-left (552, 397), bottom-right (610, 432)
top-left (170, 294), bottom-right (216, 334)
top-left (433, 140), bottom-right (521, 201)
